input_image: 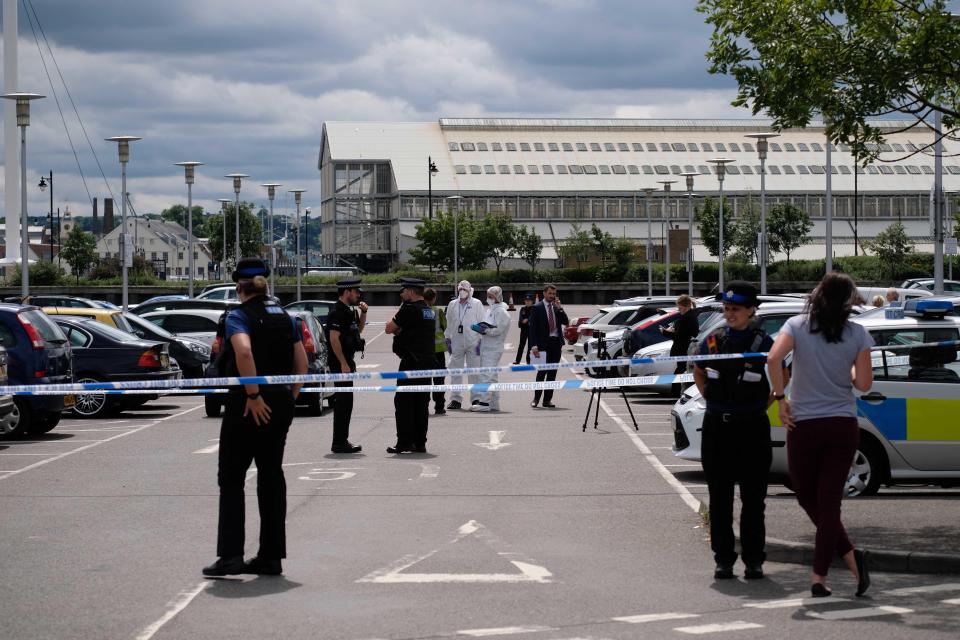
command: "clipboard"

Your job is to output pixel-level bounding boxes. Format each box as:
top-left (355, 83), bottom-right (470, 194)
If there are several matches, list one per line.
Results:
top-left (529, 351), bottom-right (548, 366)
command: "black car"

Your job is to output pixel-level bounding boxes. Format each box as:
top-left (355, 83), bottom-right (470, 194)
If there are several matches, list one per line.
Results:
top-left (123, 312), bottom-right (211, 379)
top-left (131, 298), bottom-right (239, 316)
top-left (52, 316), bottom-right (180, 418)
top-left (0, 346), bottom-right (16, 435)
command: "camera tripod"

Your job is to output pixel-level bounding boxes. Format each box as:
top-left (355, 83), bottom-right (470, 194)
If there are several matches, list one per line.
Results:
top-left (581, 333), bottom-right (638, 432)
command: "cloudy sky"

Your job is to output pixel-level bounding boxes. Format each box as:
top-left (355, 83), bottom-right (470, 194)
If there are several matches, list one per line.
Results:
top-left (2, 0), bottom-right (745, 221)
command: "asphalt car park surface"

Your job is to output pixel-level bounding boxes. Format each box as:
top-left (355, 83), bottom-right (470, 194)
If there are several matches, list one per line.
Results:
top-left (0, 304), bottom-right (958, 640)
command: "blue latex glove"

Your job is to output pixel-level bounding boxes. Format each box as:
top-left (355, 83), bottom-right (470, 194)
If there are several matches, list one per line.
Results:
top-left (475, 342), bottom-right (481, 356)
top-left (445, 338), bottom-right (452, 353)
top-left (470, 323), bottom-right (486, 334)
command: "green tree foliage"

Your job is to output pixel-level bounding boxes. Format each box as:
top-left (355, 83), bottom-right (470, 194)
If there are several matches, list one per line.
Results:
top-left (611, 237), bottom-right (637, 271)
top-left (513, 225), bottom-right (543, 273)
top-left (767, 203), bottom-right (812, 267)
top-left (59, 227), bottom-right (98, 283)
top-left (408, 211), bottom-right (490, 272)
top-left (694, 197), bottom-right (734, 258)
top-left (559, 223), bottom-right (593, 268)
top-left (7, 261), bottom-right (65, 286)
top-left (590, 223), bottom-right (616, 262)
top-left (699, 0), bottom-right (960, 159)
top-left (160, 204), bottom-right (206, 237)
top-left (731, 198), bottom-right (761, 264)
top-left (205, 202), bottom-right (263, 266)
top-left (866, 222), bottom-right (915, 280)
top-left (480, 214), bottom-right (518, 277)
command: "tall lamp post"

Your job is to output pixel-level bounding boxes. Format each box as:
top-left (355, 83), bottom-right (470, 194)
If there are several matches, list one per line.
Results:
top-left (428, 158), bottom-right (439, 219)
top-left (642, 187), bottom-right (656, 296)
top-left (174, 161), bottom-right (203, 296)
top-left (745, 133), bottom-right (779, 294)
top-left (38, 171), bottom-right (54, 261)
top-left (289, 189), bottom-right (306, 301)
top-left (679, 172), bottom-right (699, 295)
top-left (658, 180), bottom-right (677, 295)
top-left (706, 158), bottom-right (735, 292)
top-left (304, 207), bottom-right (311, 268)
top-left (261, 183), bottom-right (282, 294)
top-left (446, 195), bottom-right (463, 289)
top-left (217, 198), bottom-right (231, 282)
top-left (105, 134), bottom-right (141, 311)
top-left (2, 93), bottom-right (44, 298)
top-left (225, 173), bottom-right (248, 269)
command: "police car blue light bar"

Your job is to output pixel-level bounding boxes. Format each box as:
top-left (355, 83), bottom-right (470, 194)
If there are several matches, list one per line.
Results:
top-left (904, 299), bottom-right (954, 316)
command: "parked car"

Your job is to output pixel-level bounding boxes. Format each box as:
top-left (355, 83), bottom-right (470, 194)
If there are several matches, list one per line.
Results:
top-left (196, 284), bottom-right (238, 302)
top-left (564, 316), bottom-right (591, 345)
top-left (131, 298), bottom-right (239, 316)
top-left (612, 295), bottom-right (680, 307)
top-left (900, 278), bottom-right (960, 293)
top-left (573, 305), bottom-right (667, 360)
top-left (52, 316), bottom-right (180, 418)
top-left (123, 312), bottom-right (211, 379)
top-left (857, 286), bottom-right (932, 304)
top-left (42, 307), bottom-right (136, 334)
top-left (672, 298), bottom-right (960, 496)
top-left (25, 295), bottom-right (116, 309)
top-left (0, 304), bottom-right (73, 436)
top-left (284, 300), bottom-right (337, 325)
top-left (129, 294), bottom-right (189, 311)
top-left (0, 346), bottom-right (17, 435)
top-left (140, 309), bottom-right (224, 346)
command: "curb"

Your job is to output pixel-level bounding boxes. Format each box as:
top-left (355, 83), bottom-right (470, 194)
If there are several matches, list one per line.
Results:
top-left (762, 537), bottom-right (960, 575)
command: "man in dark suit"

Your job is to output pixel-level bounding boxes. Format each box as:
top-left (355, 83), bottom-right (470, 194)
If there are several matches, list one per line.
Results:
top-left (528, 284), bottom-right (568, 408)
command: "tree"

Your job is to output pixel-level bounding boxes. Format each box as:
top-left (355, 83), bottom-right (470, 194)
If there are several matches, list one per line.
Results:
top-left (60, 227), bottom-right (98, 283)
top-left (559, 222), bottom-right (593, 268)
top-left (866, 222), bottom-right (915, 280)
top-left (205, 202), bottom-right (262, 265)
top-left (161, 204), bottom-right (206, 237)
top-left (731, 198), bottom-right (761, 264)
top-left (590, 223), bottom-right (616, 263)
top-left (409, 211), bottom-right (456, 272)
top-left (479, 214), bottom-right (518, 277)
top-left (699, 0), bottom-right (960, 160)
top-left (513, 225), bottom-right (543, 273)
top-left (694, 197), bottom-right (734, 259)
top-left (767, 203), bottom-right (812, 267)
top-left (611, 237), bottom-right (637, 271)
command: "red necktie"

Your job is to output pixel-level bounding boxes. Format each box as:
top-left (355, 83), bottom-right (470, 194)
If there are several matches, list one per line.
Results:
top-left (547, 303), bottom-right (556, 335)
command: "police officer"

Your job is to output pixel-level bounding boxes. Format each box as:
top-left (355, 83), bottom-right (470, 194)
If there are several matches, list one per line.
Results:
top-left (385, 278), bottom-right (436, 454)
top-left (325, 278), bottom-right (368, 453)
top-left (692, 281), bottom-right (783, 581)
top-left (203, 257), bottom-right (308, 577)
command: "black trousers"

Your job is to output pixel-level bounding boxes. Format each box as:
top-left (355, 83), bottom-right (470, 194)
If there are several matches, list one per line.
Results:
top-left (514, 327), bottom-right (530, 364)
top-left (217, 389), bottom-right (294, 560)
top-left (532, 336), bottom-right (563, 404)
top-left (431, 351), bottom-right (446, 409)
top-left (331, 360), bottom-right (355, 445)
top-left (395, 359), bottom-right (430, 447)
top-left (700, 410), bottom-right (772, 566)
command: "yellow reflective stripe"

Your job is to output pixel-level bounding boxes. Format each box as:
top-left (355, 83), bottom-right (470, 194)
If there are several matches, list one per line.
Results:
top-left (767, 402), bottom-right (781, 428)
top-left (906, 398), bottom-right (960, 441)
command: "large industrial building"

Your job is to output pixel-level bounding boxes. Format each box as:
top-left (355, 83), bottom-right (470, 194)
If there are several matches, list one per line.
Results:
top-left (317, 118), bottom-right (959, 271)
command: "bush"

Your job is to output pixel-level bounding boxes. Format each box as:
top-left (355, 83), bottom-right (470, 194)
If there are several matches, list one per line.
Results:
top-left (6, 262), bottom-right (65, 286)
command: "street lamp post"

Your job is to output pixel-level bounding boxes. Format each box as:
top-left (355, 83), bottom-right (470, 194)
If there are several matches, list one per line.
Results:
top-left (217, 198), bottom-right (231, 282)
top-left (105, 134), bottom-right (141, 311)
top-left (304, 207), bottom-right (311, 268)
top-left (642, 187), bottom-right (655, 296)
top-left (225, 173), bottom-right (248, 269)
top-left (745, 133), bottom-right (779, 294)
top-left (38, 171), bottom-right (53, 262)
top-left (174, 162), bottom-right (203, 296)
top-left (428, 158), bottom-right (439, 219)
top-left (289, 189), bottom-right (306, 302)
top-left (261, 183), bottom-right (282, 294)
top-left (706, 158), bottom-right (735, 292)
top-left (446, 195), bottom-right (463, 290)
top-left (2, 93), bottom-right (44, 298)
top-left (679, 172), bottom-right (699, 295)
top-left (658, 180), bottom-right (677, 295)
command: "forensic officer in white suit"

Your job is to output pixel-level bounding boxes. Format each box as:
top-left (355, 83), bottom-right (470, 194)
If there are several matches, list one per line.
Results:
top-left (471, 286), bottom-right (512, 412)
top-left (444, 280), bottom-right (485, 410)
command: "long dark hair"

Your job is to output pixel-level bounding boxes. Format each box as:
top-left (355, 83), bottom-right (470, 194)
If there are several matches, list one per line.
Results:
top-left (806, 272), bottom-right (857, 343)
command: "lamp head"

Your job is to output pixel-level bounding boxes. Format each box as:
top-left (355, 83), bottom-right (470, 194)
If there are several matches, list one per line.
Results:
top-left (706, 158), bottom-right (735, 182)
top-left (658, 180), bottom-right (677, 192)
top-left (288, 189), bottom-right (306, 205)
top-left (38, 176), bottom-right (48, 192)
top-left (225, 173), bottom-right (249, 194)
top-left (429, 160), bottom-right (439, 176)
top-left (261, 183), bottom-right (283, 200)
top-left (2, 93), bottom-right (45, 126)
top-left (105, 135), bottom-right (142, 163)
top-left (174, 161), bottom-right (203, 184)
top-left (679, 171), bottom-right (698, 191)
top-left (642, 187), bottom-right (656, 196)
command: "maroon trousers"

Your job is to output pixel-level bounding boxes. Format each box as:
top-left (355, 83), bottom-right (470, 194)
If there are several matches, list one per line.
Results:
top-left (787, 416), bottom-right (859, 576)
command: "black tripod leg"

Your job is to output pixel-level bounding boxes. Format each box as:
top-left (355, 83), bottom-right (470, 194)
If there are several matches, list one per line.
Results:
top-left (594, 387), bottom-right (602, 429)
top-left (620, 387), bottom-right (638, 430)
top-left (582, 389), bottom-right (595, 432)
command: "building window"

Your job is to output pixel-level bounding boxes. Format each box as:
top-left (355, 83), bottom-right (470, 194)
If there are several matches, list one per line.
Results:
top-left (562, 142), bottom-right (573, 151)
top-left (729, 142), bottom-right (741, 152)
top-left (151, 251), bottom-right (157, 259)
top-left (477, 142), bottom-right (488, 151)
top-left (698, 165), bottom-right (710, 175)
top-left (528, 165), bottom-right (540, 174)
top-left (455, 165), bottom-right (467, 174)
top-left (687, 142), bottom-right (700, 152)
top-left (583, 165), bottom-right (598, 174)
top-left (569, 165), bottom-right (584, 174)
top-left (660, 143), bottom-right (671, 152)
top-left (670, 164), bottom-right (682, 175)
top-left (768, 165), bottom-right (781, 175)
top-left (770, 142), bottom-right (782, 152)
top-left (642, 165), bottom-right (654, 174)
top-left (797, 165), bottom-right (810, 174)
top-left (599, 165), bottom-right (611, 174)
top-left (534, 142), bottom-right (545, 151)
top-left (892, 165), bottom-right (905, 174)
top-left (840, 165), bottom-right (853, 174)
top-left (672, 143), bottom-right (686, 152)
top-left (542, 165), bottom-right (554, 174)
top-left (646, 143), bottom-right (657, 152)
top-left (811, 142), bottom-right (823, 152)
top-left (783, 165), bottom-right (795, 174)
top-left (576, 143), bottom-right (588, 151)
top-left (557, 165), bottom-right (568, 174)
top-left (809, 165), bottom-right (825, 175)
top-left (470, 165), bottom-right (482, 174)
top-left (632, 143), bottom-right (644, 152)
top-left (726, 165), bottom-right (741, 175)
top-left (879, 143), bottom-right (893, 152)
top-left (922, 166), bottom-right (933, 174)
top-left (548, 142), bottom-right (559, 151)
top-left (741, 165), bottom-right (754, 174)
top-left (796, 143), bottom-right (809, 152)
top-left (783, 142), bottom-right (796, 152)
top-left (742, 142), bottom-right (755, 152)
top-left (627, 165), bottom-right (639, 174)
top-left (484, 165), bottom-right (495, 174)
top-left (701, 142), bottom-right (713, 152)
top-left (514, 165), bottom-right (525, 174)
top-left (612, 165), bottom-right (626, 174)
top-left (461, 142), bottom-right (476, 151)
top-left (654, 165), bottom-right (669, 175)
top-left (448, 142), bottom-right (460, 151)
top-left (590, 143), bottom-right (601, 151)
top-left (163, 252), bottom-right (169, 261)
top-left (604, 143), bottom-right (615, 152)
top-left (491, 142), bottom-right (503, 151)
top-left (520, 142), bottom-right (531, 151)
top-left (198, 266), bottom-right (204, 276)
top-left (506, 142), bottom-right (517, 151)
top-left (618, 143), bottom-right (629, 151)
top-left (177, 252), bottom-right (184, 260)
top-left (497, 165), bottom-right (510, 174)
top-left (949, 166), bottom-right (960, 174)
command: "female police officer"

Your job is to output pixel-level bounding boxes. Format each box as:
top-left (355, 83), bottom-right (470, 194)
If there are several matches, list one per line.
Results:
top-left (693, 281), bottom-right (785, 581)
top-left (203, 257), bottom-right (308, 577)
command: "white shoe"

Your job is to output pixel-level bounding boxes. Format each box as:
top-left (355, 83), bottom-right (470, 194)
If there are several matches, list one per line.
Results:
top-left (470, 402), bottom-right (491, 412)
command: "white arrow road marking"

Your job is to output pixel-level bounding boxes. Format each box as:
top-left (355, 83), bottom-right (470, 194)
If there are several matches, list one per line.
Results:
top-left (358, 520), bottom-right (553, 584)
top-left (745, 596), bottom-right (851, 609)
top-left (613, 613), bottom-right (700, 624)
top-left (458, 626), bottom-right (555, 637)
top-left (474, 431), bottom-right (511, 450)
top-left (884, 583), bottom-right (960, 596)
top-left (298, 467), bottom-right (364, 481)
top-left (192, 439), bottom-right (219, 454)
top-left (419, 464), bottom-right (440, 479)
top-left (675, 621), bottom-right (765, 634)
top-left (806, 605), bottom-right (913, 621)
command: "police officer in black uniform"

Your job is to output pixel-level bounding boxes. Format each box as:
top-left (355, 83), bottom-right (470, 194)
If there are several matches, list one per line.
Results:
top-left (692, 281), bottom-right (784, 581)
top-left (385, 278), bottom-right (436, 454)
top-left (203, 257), bottom-right (308, 578)
top-left (325, 278), bottom-right (368, 454)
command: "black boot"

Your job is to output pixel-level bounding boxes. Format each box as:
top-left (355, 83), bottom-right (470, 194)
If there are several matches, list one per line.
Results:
top-left (202, 556), bottom-right (245, 577)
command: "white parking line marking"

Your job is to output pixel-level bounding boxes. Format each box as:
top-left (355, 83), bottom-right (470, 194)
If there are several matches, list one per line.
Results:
top-left (192, 439), bottom-right (220, 454)
top-left (806, 605), bottom-right (913, 620)
top-left (745, 596), bottom-right (851, 609)
top-left (943, 598), bottom-right (960, 605)
top-left (458, 625), bottom-right (555, 637)
top-left (662, 464), bottom-right (702, 468)
top-left (0, 453), bottom-right (57, 456)
top-left (884, 583), bottom-right (960, 596)
top-left (134, 580), bottom-right (209, 640)
top-left (613, 612), bottom-right (700, 624)
top-left (675, 621), bottom-right (764, 634)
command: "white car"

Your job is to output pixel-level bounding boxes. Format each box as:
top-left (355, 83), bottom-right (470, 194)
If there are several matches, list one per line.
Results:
top-left (572, 305), bottom-right (667, 360)
top-left (672, 298), bottom-right (960, 497)
top-left (140, 309), bottom-right (226, 347)
top-left (196, 285), bottom-right (238, 302)
top-left (900, 278), bottom-right (960, 293)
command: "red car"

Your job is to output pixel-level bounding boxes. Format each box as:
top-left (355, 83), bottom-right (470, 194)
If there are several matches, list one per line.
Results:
top-left (565, 316), bottom-right (590, 344)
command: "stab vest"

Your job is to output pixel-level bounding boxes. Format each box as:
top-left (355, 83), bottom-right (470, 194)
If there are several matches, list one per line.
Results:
top-left (702, 320), bottom-right (770, 411)
top-left (218, 295), bottom-right (294, 383)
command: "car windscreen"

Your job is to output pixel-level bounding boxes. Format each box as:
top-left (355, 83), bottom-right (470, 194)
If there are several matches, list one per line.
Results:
top-left (20, 310), bottom-right (67, 343)
top-left (125, 313), bottom-right (175, 339)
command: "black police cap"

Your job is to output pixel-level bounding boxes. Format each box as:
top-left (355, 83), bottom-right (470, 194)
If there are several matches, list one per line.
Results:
top-left (337, 277), bottom-right (363, 291)
top-left (399, 277), bottom-right (426, 290)
top-left (232, 257), bottom-right (270, 282)
top-left (524, 292), bottom-right (534, 300)
top-left (716, 280), bottom-right (760, 307)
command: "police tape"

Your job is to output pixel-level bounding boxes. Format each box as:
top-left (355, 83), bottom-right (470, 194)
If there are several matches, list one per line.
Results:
top-left (14, 374), bottom-right (696, 396)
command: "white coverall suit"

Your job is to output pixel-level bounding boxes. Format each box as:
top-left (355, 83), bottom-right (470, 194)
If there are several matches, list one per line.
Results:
top-left (444, 291), bottom-right (485, 405)
top-left (476, 299), bottom-right (512, 411)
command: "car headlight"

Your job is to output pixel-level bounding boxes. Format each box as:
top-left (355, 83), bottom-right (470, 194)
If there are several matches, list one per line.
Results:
top-left (185, 341), bottom-right (211, 356)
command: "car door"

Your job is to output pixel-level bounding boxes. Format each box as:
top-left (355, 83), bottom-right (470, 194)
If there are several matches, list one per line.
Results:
top-left (862, 325), bottom-right (960, 471)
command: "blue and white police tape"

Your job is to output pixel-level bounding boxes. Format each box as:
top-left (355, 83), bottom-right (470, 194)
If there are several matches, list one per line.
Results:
top-left (14, 374), bottom-right (695, 396)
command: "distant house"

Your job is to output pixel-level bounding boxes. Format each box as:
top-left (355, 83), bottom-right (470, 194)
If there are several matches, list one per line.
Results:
top-left (97, 218), bottom-right (213, 279)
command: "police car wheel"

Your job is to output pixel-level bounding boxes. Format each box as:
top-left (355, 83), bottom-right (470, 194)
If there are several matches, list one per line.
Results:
top-left (204, 396), bottom-right (222, 418)
top-left (845, 436), bottom-right (885, 497)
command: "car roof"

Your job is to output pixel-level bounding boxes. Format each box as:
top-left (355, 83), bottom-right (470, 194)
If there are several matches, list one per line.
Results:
top-left (852, 314), bottom-right (960, 330)
top-left (141, 309), bottom-right (226, 318)
top-left (43, 307), bottom-right (118, 318)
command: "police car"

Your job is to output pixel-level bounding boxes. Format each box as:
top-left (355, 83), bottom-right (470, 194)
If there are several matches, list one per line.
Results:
top-left (672, 299), bottom-right (960, 496)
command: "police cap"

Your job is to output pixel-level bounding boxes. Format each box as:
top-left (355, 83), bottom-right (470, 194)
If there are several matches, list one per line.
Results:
top-left (717, 280), bottom-right (760, 308)
top-left (399, 277), bottom-right (426, 291)
top-left (232, 256), bottom-right (270, 282)
top-left (524, 292), bottom-right (534, 300)
top-left (337, 277), bottom-right (363, 292)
